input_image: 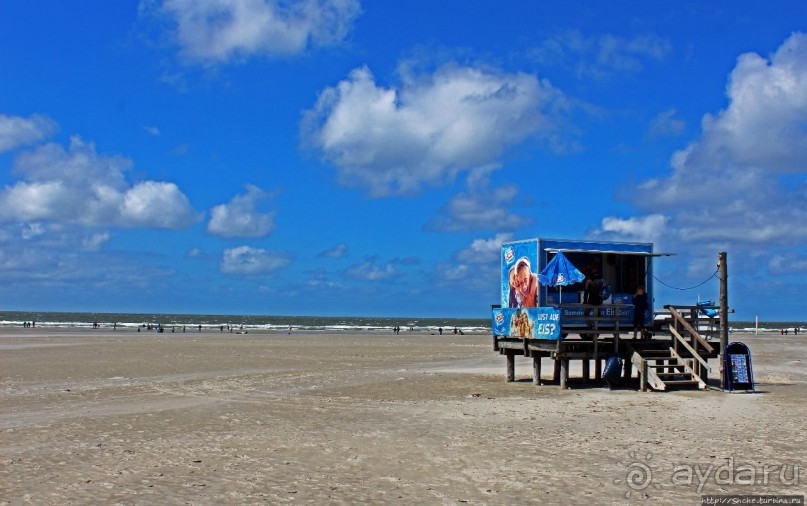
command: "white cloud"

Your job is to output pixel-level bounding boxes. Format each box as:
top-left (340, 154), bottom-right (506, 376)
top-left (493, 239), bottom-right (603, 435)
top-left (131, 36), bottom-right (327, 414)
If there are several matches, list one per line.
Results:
top-left (345, 257), bottom-right (397, 281)
top-left (319, 243), bottom-right (347, 258)
top-left (769, 253), bottom-right (807, 275)
top-left (220, 245), bottom-right (290, 275)
top-left (302, 64), bottom-right (564, 196)
top-left (595, 214), bottom-right (669, 242)
top-left (425, 169), bottom-right (531, 232)
top-left (144, 126), bottom-right (161, 136)
top-left (455, 233), bottom-right (513, 264)
top-left (21, 222), bottom-right (45, 240)
top-left (0, 223), bottom-right (172, 289)
top-left (632, 33), bottom-right (807, 246)
top-left (534, 30), bottom-right (671, 80)
top-left (81, 232), bottom-right (110, 251)
top-left (0, 113), bottom-right (57, 153)
top-left (154, 0), bottom-right (361, 64)
top-left (0, 136), bottom-right (197, 229)
top-left (121, 181), bottom-right (197, 228)
top-left (207, 184), bottom-right (275, 238)
top-left (649, 108), bottom-right (685, 137)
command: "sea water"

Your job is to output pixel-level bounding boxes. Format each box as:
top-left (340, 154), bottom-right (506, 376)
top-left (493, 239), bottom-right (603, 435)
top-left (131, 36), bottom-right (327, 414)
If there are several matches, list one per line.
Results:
top-left (0, 311), bottom-right (490, 334)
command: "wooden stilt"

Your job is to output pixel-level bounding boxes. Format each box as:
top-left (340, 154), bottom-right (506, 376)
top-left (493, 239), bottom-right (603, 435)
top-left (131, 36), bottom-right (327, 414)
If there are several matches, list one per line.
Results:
top-left (560, 359), bottom-right (570, 389)
top-left (595, 358), bottom-right (602, 380)
top-left (533, 355), bottom-right (542, 385)
top-left (506, 352), bottom-right (515, 382)
top-left (553, 359), bottom-right (561, 384)
top-left (582, 359), bottom-right (590, 383)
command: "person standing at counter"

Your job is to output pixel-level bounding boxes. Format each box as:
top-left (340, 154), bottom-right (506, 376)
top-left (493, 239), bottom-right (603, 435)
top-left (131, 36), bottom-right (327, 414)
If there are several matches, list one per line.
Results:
top-left (632, 286), bottom-right (649, 339)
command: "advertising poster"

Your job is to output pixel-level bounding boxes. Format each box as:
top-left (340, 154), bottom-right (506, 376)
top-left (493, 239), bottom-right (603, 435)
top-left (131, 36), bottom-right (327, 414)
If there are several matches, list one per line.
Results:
top-left (491, 307), bottom-right (561, 340)
top-left (501, 240), bottom-right (539, 308)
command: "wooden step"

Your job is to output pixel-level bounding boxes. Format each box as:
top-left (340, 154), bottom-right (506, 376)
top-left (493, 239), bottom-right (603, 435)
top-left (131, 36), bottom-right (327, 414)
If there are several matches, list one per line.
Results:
top-left (663, 379), bottom-right (699, 386)
top-left (656, 372), bottom-right (692, 378)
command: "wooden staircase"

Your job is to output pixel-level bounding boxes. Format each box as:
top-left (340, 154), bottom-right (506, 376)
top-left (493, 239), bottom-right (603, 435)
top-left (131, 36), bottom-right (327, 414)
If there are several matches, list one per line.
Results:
top-left (632, 305), bottom-right (716, 392)
top-left (631, 347), bottom-right (705, 391)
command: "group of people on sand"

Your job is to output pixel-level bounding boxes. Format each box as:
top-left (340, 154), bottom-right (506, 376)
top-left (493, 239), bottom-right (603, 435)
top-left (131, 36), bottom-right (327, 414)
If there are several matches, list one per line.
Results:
top-left (780, 328), bottom-right (799, 335)
top-left (436, 326), bottom-right (465, 335)
top-left (22, 321), bottom-right (36, 328)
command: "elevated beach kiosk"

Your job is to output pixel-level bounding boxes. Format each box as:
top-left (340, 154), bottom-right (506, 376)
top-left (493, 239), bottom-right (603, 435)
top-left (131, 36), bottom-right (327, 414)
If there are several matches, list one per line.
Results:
top-left (492, 238), bottom-right (725, 391)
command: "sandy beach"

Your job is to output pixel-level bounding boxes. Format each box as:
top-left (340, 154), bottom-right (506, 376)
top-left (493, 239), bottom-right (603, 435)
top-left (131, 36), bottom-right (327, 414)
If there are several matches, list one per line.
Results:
top-left (1, 328), bottom-right (804, 504)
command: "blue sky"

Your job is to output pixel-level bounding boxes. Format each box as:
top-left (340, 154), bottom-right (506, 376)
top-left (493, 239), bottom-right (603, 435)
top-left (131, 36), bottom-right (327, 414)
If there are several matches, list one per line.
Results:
top-left (1, 1), bottom-right (806, 320)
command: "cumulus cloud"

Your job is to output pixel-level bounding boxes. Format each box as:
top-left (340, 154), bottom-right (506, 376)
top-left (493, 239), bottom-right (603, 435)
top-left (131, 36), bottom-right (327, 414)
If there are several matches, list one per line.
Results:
top-left (455, 233), bottom-right (513, 264)
top-left (302, 64), bottom-right (565, 196)
top-left (632, 33), bottom-right (807, 246)
top-left (207, 184), bottom-right (275, 238)
top-left (425, 169), bottom-right (531, 232)
top-left (220, 245), bottom-right (290, 275)
top-left (0, 223), bottom-right (172, 289)
top-left (0, 136), bottom-right (198, 229)
top-left (0, 113), bottom-right (58, 153)
top-left (152, 0), bottom-right (361, 64)
top-left (594, 214), bottom-right (669, 243)
top-left (533, 30), bottom-right (671, 79)
top-left (432, 233), bottom-right (513, 292)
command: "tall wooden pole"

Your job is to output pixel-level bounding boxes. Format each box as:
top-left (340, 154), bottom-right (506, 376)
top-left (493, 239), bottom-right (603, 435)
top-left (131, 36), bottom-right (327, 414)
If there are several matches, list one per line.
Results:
top-left (719, 251), bottom-right (728, 390)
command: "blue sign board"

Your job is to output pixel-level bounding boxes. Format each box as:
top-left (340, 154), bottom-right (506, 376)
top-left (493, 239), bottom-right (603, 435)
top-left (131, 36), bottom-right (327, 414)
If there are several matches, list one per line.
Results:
top-left (724, 341), bottom-right (755, 392)
top-left (491, 307), bottom-right (561, 340)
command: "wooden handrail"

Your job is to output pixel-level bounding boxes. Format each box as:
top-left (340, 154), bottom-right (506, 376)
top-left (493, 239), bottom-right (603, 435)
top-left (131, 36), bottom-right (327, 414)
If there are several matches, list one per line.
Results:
top-left (669, 347), bottom-right (706, 388)
top-left (667, 306), bottom-right (715, 354)
top-left (669, 327), bottom-right (710, 370)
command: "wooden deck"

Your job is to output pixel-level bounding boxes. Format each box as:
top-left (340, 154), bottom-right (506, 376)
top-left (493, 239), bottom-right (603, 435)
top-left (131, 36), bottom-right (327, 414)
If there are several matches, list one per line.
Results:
top-left (493, 304), bottom-right (723, 391)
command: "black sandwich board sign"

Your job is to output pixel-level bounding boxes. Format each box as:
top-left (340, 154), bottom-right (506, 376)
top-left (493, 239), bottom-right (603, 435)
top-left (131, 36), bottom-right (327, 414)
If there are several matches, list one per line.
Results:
top-left (723, 342), bottom-right (755, 392)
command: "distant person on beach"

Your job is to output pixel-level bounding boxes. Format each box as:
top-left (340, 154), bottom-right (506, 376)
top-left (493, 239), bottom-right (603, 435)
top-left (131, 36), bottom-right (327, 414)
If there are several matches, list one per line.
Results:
top-left (632, 286), bottom-right (649, 339)
top-left (508, 256), bottom-right (538, 308)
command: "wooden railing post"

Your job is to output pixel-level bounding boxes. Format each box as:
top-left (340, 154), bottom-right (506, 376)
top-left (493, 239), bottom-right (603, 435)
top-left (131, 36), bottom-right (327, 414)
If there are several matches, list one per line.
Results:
top-left (641, 359), bottom-right (648, 392)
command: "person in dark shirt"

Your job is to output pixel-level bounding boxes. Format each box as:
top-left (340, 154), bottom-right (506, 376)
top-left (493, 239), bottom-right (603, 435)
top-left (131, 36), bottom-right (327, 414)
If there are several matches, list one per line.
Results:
top-left (584, 271), bottom-right (604, 307)
top-left (581, 270), bottom-right (604, 340)
top-left (633, 286), bottom-right (649, 339)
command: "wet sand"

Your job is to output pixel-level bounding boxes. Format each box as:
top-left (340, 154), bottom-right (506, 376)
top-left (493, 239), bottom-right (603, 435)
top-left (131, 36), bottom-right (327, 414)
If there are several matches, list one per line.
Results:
top-left (1, 328), bottom-right (805, 504)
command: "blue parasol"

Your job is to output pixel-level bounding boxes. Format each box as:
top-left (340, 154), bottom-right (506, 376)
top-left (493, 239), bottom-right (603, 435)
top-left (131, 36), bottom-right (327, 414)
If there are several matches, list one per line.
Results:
top-left (538, 251), bottom-right (586, 305)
